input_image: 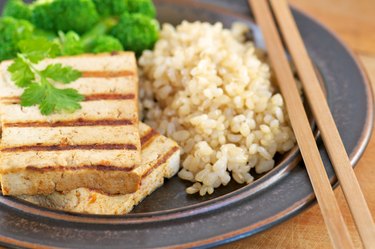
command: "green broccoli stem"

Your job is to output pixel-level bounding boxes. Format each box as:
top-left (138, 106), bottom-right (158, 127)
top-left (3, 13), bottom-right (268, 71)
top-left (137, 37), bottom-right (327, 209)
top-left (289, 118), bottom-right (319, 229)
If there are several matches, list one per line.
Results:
top-left (80, 17), bottom-right (118, 48)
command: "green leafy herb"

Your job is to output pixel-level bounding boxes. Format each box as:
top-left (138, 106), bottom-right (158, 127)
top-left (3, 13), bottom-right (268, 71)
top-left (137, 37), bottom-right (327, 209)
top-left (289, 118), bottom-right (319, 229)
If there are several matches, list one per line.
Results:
top-left (31, 84), bottom-right (83, 116)
top-left (20, 83), bottom-right (45, 107)
top-left (18, 37), bottom-right (60, 62)
top-left (41, 64), bottom-right (82, 84)
top-left (7, 37), bottom-right (83, 115)
top-left (8, 57), bottom-right (35, 87)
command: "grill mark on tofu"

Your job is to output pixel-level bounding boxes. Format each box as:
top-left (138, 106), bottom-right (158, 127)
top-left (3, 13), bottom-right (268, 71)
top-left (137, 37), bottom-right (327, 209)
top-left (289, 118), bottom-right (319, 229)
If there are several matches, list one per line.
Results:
top-left (1, 94), bottom-right (136, 104)
top-left (25, 164), bottom-right (137, 172)
top-left (0, 97), bottom-right (19, 103)
top-left (2, 126), bottom-right (178, 198)
top-left (82, 71), bottom-right (134, 78)
top-left (141, 129), bottom-right (159, 149)
top-left (1, 144), bottom-right (138, 152)
top-left (142, 146), bottom-right (180, 179)
top-left (84, 93), bottom-right (135, 101)
top-left (4, 119), bottom-right (134, 128)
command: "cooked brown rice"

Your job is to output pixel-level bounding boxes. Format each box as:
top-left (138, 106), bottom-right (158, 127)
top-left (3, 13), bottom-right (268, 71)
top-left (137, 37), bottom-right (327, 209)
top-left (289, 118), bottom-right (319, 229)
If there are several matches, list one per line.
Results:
top-left (139, 21), bottom-right (296, 196)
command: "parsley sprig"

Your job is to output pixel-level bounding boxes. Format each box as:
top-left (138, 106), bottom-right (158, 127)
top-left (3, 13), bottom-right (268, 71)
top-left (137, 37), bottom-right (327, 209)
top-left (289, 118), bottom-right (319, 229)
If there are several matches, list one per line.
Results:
top-left (7, 37), bottom-right (84, 116)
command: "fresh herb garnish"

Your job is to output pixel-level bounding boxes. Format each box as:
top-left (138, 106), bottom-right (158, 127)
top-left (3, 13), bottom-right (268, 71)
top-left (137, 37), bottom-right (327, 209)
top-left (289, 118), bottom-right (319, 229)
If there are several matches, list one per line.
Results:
top-left (7, 37), bottom-right (84, 115)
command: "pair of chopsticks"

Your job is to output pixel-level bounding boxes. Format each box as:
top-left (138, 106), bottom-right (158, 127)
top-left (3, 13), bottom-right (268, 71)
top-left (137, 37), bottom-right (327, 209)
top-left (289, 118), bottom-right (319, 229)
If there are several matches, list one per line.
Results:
top-left (248, 0), bottom-right (375, 249)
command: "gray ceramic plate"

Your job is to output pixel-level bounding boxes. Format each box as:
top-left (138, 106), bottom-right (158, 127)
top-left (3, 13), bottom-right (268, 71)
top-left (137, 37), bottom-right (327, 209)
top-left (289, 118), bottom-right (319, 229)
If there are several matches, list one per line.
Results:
top-left (0, 0), bottom-right (373, 248)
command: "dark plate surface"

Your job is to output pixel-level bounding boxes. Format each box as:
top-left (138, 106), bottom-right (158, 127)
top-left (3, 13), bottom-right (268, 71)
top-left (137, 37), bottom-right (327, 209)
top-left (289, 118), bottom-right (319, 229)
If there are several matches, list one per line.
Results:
top-left (0, 0), bottom-right (373, 248)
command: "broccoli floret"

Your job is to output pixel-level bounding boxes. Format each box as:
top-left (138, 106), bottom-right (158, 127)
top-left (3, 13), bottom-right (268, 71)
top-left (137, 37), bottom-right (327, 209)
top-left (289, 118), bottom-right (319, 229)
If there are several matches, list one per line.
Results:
top-left (57, 31), bottom-right (85, 56)
top-left (0, 17), bottom-right (34, 61)
top-left (90, 35), bottom-right (124, 53)
top-left (92, 0), bottom-right (128, 17)
top-left (2, 0), bottom-right (32, 21)
top-left (61, 18), bottom-right (123, 54)
top-left (31, 0), bottom-right (55, 32)
top-left (111, 13), bottom-right (159, 55)
top-left (31, 0), bottom-right (100, 34)
top-left (128, 0), bottom-right (156, 18)
top-left (92, 0), bottom-right (156, 18)
top-left (52, 0), bottom-right (100, 34)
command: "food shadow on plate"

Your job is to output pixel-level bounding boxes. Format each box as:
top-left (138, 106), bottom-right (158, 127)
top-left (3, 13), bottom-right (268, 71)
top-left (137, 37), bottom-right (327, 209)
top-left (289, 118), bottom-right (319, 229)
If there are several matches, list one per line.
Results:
top-left (132, 152), bottom-right (296, 213)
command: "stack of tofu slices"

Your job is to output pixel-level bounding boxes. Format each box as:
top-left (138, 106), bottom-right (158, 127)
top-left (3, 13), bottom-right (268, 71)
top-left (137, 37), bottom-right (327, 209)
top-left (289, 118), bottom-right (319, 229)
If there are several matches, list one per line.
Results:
top-left (0, 53), bottom-right (180, 215)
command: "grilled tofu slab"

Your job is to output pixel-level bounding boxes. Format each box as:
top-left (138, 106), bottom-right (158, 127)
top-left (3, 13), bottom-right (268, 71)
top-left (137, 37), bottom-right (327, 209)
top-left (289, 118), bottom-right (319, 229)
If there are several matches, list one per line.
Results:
top-left (0, 53), bottom-right (142, 196)
top-left (18, 123), bottom-right (181, 215)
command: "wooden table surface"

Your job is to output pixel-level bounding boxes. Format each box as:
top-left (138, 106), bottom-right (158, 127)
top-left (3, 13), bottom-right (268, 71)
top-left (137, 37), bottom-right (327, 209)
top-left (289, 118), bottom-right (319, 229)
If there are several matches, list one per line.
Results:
top-left (221, 0), bottom-right (375, 248)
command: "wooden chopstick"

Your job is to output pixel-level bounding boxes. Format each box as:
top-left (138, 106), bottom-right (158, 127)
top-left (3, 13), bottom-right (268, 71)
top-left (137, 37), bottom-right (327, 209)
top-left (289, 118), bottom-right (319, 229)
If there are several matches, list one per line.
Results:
top-left (269, 0), bottom-right (375, 248)
top-left (247, 1), bottom-right (355, 248)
